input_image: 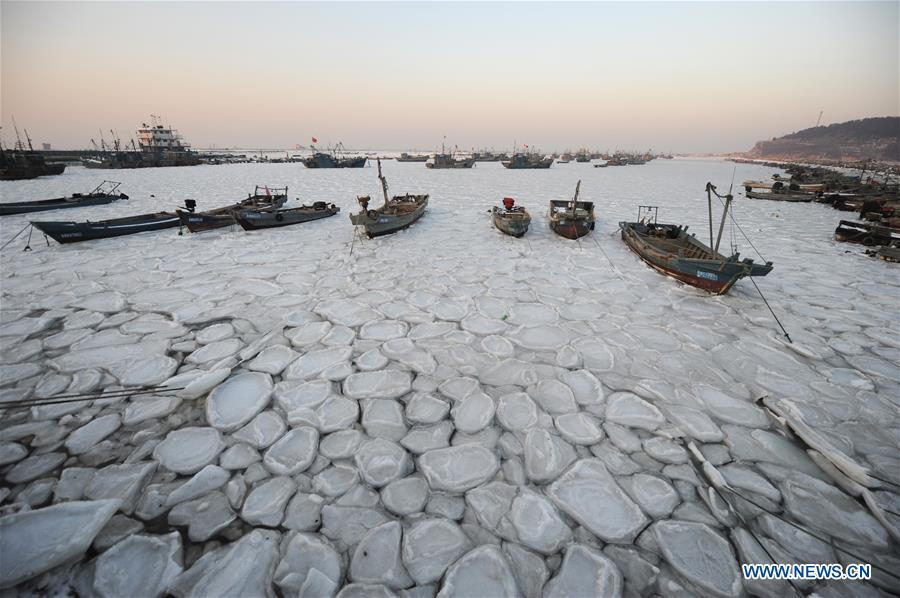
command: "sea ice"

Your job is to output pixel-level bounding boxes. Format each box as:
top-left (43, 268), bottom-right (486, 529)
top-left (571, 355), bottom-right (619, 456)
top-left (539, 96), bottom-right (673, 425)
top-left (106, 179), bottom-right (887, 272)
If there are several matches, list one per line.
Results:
top-left (436, 545), bottom-right (520, 597)
top-left (273, 532), bottom-right (342, 595)
top-left (355, 439), bottom-right (413, 487)
top-left (241, 476), bottom-right (296, 526)
top-left (167, 491), bottom-right (236, 542)
top-left (509, 490), bottom-right (572, 554)
top-left (605, 392), bottom-right (665, 430)
top-left (652, 520), bottom-right (742, 597)
top-left (344, 370), bottom-right (413, 399)
top-left (451, 392), bottom-right (495, 433)
top-left (547, 459), bottom-right (648, 543)
top-left (0, 499), bottom-right (120, 588)
top-left (262, 427), bottom-right (318, 475)
top-left (206, 372), bottom-right (273, 431)
top-left (92, 532), bottom-right (182, 598)
top-left (350, 521), bottom-right (413, 589)
top-left (232, 410), bottom-right (286, 449)
top-left (418, 445), bottom-right (499, 493)
top-left (64, 414), bottom-right (121, 455)
top-left (402, 518), bottom-right (471, 585)
top-left (544, 544), bottom-right (623, 598)
top-left (153, 427), bottom-right (225, 474)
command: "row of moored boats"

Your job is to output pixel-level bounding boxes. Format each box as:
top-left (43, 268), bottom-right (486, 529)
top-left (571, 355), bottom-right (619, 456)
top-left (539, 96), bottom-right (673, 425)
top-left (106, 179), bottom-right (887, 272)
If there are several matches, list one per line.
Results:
top-left (4, 160), bottom-right (774, 295)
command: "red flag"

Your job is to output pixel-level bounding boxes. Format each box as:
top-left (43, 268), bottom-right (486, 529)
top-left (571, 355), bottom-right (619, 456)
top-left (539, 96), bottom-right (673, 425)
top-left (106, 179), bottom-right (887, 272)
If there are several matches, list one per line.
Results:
top-left (311, 137), bottom-right (318, 143)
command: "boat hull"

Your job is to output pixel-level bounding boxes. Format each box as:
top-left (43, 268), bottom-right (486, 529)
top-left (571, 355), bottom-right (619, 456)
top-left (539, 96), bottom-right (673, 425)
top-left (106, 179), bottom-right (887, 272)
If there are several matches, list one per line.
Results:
top-left (745, 190), bottom-right (815, 202)
top-left (236, 204), bottom-right (340, 230)
top-left (350, 196), bottom-right (428, 238)
top-left (177, 195), bottom-right (287, 232)
top-left (550, 220), bottom-right (594, 239)
top-left (619, 222), bottom-right (772, 295)
top-left (0, 194), bottom-right (122, 216)
top-left (491, 207), bottom-right (531, 237)
top-left (303, 154), bottom-right (367, 168)
top-left (32, 213), bottom-right (181, 244)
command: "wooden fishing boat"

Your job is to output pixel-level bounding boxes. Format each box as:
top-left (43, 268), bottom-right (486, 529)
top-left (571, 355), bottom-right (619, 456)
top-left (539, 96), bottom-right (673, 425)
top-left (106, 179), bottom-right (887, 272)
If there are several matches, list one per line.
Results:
top-left (501, 153), bottom-right (553, 169)
top-left (236, 202), bottom-right (340, 230)
top-left (619, 184), bottom-right (773, 294)
top-left (491, 198), bottom-right (531, 237)
top-left (176, 186), bottom-right (288, 232)
top-left (32, 211), bottom-right (181, 244)
top-left (395, 153), bottom-right (428, 162)
top-left (548, 181), bottom-right (595, 240)
top-left (0, 181), bottom-right (127, 216)
top-left (426, 153), bottom-right (475, 169)
top-left (744, 189), bottom-right (818, 202)
top-left (834, 220), bottom-right (900, 247)
top-left (350, 158), bottom-right (427, 238)
top-left (303, 143), bottom-right (366, 168)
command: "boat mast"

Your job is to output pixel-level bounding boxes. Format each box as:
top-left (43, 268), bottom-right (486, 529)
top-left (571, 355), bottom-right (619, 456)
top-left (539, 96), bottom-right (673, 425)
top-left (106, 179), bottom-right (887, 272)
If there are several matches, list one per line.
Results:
top-left (706, 183), bottom-right (715, 250)
top-left (377, 158), bottom-right (390, 207)
top-left (714, 192), bottom-right (732, 254)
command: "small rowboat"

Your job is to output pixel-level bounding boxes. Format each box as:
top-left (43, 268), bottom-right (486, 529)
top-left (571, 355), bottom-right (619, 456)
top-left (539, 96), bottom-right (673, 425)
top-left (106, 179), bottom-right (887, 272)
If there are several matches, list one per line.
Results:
top-left (0, 181), bottom-right (127, 216)
top-left (176, 186), bottom-right (287, 232)
top-left (745, 189), bottom-right (820, 202)
top-left (491, 197), bottom-right (531, 237)
top-left (350, 159), bottom-right (428, 238)
top-left (32, 212), bottom-right (181, 244)
top-left (236, 202), bottom-right (340, 230)
top-left (619, 184), bottom-right (773, 295)
top-left (549, 180), bottom-right (595, 240)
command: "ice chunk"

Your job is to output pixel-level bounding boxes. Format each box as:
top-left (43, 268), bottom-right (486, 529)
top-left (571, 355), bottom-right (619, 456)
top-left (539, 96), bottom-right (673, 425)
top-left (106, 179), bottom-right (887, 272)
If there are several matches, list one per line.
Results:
top-left (65, 414), bottom-right (121, 455)
top-left (409, 321), bottom-right (456, 340)
top-left (436, 545), bottom-right (520, 597)
top-left (284, 346), bottom-right (352, 380)
top-left (167, 491), bottom-right (235, 542)
top-left (401, 421), bottom-right (453, 454)
top-left (274, 532), bottom-right (342, 595)
top-left (510, 324), bottom-right (570, 351)
top-left (547, 459), bottom-right (648, 543)
top-left (0, 499), bottom-right (120, 588)
top-left (418, 445), bottom-right (499, 493)
top-left (275, 378), bottom-right (333, 412)
top-left (363, 399), bottom-right (409, 441)
top-left (6, 451), bottom-right (66, 484)
top-left (321, 505), bottom-right (393, 546)
top-left (480, 335), bottom-right (515, 358)
top-left (206, 372), bottom-right (273, 431)
top-left (247, 345), bottom-right (298, 375)
top-left (509, 490), bottom-right (572, 554)
top-left (544, 544), bottom-right (622, 598)
top-left (283, 492), bottom-right (325, 531)
top-left (620, 473), bottom-right (680, 518)
top-left (153, 427), bottom-right (225, 474)
top-left (186, 338), bottom-right (243, 364)
top-left (666, 405), bottom-right (723, 442)
top-left (51, 340), bottom-right (177, 386)
top-left (356, 348), bottom-right (389, 371)
top-left (572, 338), bottom-right (614, 371)
top-left (241, 476), bottom-right (296, 526)
top-left (84, 462), bottom-right (157, 515)
top-left (478, 359), bottom-right (539, 387)
top-left (262, 427), bottom-right (319, 475)
top-left (555, 413), bottom-right (603, 445)
top-left (232, 410), bottom-right (286, 449)
top-left (0, 442), bottom-right (27, 467)
top-left (381, 477), bottom-right (429, 516)
top-left (169, 529), bottom-right (280, 597)
top-left (320, 429), bottom-right (364, 460)
top-left (123, 396), bottom-right (181, 425)
top-left (451, 392), bottom-right (495, 434)
top-left (351, 521), bottom-right (413, 589)
top-left (315, 396), bottom-right (360, 432)
top-left (605, 392), bottom-right (665, 430)
top-left (652, 520), bottom-right (742, 597)
top-left (176, 368), bottom-right (231, 400)
top-left (360, 320), bottom-right (409, 341)
top-left (497, 392), bottom-right (539, 432)
top-left (524, 429), bottom-right (576, 483)
top-left (438, 376), bottom-right (480, 401)
top-left (402, 518), bottom-right (471, 585)
top-left (355, 439), bottom-right (413, 488)
top-left (92, 532), bottom-right (182, 598)
top-left (344, 370), bottom-right (413, 399)
top-left (165, 465), bottom-right (231, 507)
top-left (406, 393), bottom-right (450, 424)
top-left (287, 321), bottom-right (332, 347)
top-left (316, 299), bottom-right (381, 327)
top-left (466, 481), bottom-right (517, 532)
top-left (529, 379), bottom-right (577, 414)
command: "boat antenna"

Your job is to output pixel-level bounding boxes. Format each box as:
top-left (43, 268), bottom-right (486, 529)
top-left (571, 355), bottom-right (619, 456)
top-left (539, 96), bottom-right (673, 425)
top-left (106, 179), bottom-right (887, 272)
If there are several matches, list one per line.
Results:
top-left (377, 158), bottom-right (390, 207)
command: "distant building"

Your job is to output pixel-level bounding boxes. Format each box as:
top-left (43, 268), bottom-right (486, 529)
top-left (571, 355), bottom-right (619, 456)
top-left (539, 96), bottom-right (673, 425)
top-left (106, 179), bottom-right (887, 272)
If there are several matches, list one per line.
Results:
top-left (42, 143), bottom-right (51, 150)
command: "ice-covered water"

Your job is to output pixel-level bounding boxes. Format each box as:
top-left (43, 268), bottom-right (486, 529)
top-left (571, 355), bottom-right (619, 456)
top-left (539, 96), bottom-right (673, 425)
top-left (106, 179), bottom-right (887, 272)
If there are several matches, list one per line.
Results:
top-left (0, 158), bottom-right (898, 596)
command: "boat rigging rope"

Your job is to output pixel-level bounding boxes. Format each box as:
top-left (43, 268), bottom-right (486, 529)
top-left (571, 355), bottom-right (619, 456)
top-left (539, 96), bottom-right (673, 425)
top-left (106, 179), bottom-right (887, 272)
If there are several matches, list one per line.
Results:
top-left (749, 275), bottom-right (792, 343)
top-left (0, 223), bottom-right (32, 252)
top-left (0, 385), bottom-right (186, 411)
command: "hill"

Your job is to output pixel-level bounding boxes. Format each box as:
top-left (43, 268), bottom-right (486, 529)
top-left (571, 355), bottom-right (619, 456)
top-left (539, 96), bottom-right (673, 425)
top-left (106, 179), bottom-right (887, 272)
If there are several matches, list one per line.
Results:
top-left (745, 117), bottom-right (899, 163)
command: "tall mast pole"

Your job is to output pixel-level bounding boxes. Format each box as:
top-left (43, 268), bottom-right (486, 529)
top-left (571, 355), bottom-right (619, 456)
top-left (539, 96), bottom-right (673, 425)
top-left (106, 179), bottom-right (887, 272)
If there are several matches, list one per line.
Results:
top-left (706, 183), bottom-right (715, 250)
top-left (377, 158), bottom-right (390, 207)
top-left (714, 193), bottom-right (732, 255)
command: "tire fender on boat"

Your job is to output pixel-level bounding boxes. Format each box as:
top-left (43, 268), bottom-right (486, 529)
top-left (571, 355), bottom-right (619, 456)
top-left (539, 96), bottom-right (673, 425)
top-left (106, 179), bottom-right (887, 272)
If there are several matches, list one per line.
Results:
top-left (275, 213), bottom-right (284, 222)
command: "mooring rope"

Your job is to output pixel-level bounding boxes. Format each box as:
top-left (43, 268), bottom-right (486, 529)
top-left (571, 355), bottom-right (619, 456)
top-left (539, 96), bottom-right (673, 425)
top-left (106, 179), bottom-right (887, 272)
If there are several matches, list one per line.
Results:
top-left (0, 223), bottom-right (32, 252)
top-left (748, 276), bottom-right (792, 343)
top-left (0, 385), bottom-right (186, 410)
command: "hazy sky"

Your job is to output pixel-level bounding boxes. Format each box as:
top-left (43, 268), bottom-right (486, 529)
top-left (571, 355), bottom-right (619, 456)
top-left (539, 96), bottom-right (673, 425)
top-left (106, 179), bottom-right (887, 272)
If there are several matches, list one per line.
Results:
top-left (2, 1), bottom-right (897, 152)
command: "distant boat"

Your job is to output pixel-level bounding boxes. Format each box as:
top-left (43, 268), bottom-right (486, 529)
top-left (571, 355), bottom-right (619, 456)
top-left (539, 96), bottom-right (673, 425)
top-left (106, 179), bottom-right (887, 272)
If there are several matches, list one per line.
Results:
top-left (236, 202), bottom-right (340, 230)
top-left (395, 153), bottom-right (429, 162)
top-left (502, 152), bottom-right (553, 169)
top-left (473, 151), bottom-right (503, 162)
top-left (32, 211), bottom-right (182, 244)
top-left (350, 158), bottom-right (428, 237)
top-left (619, 183), bottom-right (773, 294)
top-left (744, 188), bottom-right (820, 202)
top-left (177, 186), bottom-right (288, 232)
top-left (303, 143), bottom-right (367, 168)
top-left (0, 128), bottom-right (66, 180)
top-left (0, 181), bottom-right (127, 216)
top-left (549, 180), bottom-right (595, 239)
top-left (492, 197), bottom-right (531, 237)
top-left (426, 152), bottom-right (475, 169)
top-left (83, 116), bottom-right (201, 169)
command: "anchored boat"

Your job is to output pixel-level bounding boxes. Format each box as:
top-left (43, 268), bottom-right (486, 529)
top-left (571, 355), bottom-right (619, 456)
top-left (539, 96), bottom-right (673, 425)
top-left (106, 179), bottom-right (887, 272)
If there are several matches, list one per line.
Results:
top-left (176, 186), bottom-right (288, 232)
top-left (395, 153), bottom-right (429, 162)
top-left (0, 181), bottom-right (127, 216)
top-left (303, 143), bottom-right (367, 168)
top-left (619, 183), bottom-right (773, 294)
top-left (502, 152), bottom-right (553, 169)
top-left (236, 202), bottom-right (340, 230)
top-left (492, 197), bottom-right (531, 237)
top-left (549, 180), bottom-right (595, 240)
top-left (350, 158), bottom-right (428, 238)
top-left (32, 211), bottom-right (182, 244)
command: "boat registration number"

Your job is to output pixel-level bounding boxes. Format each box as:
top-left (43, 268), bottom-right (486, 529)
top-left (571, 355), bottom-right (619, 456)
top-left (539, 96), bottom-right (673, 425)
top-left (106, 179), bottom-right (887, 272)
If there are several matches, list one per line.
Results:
top-left (697, 271), bottom-right (718, 281)
top-left (378, 218), bottom-right (390, 223)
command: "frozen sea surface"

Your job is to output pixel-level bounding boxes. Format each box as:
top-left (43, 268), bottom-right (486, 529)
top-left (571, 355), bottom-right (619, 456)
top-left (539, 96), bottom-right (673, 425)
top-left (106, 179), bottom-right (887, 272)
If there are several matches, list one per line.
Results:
top-left (0, 158), bottom-right (898, 596)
